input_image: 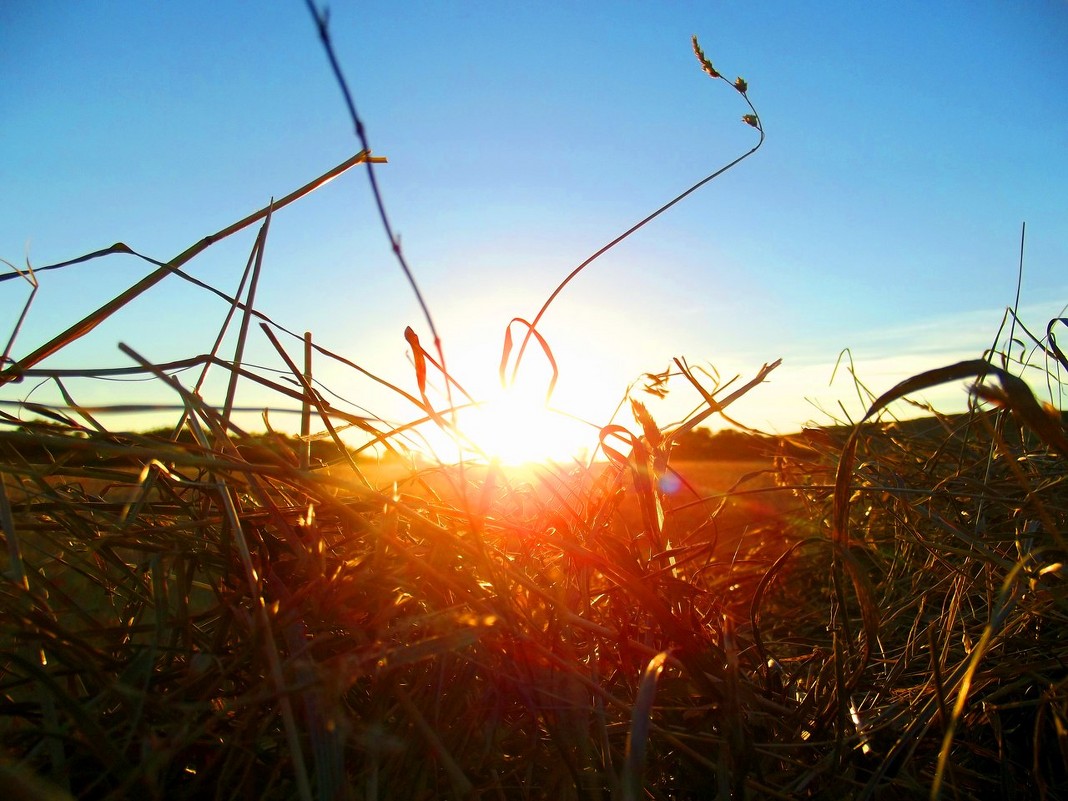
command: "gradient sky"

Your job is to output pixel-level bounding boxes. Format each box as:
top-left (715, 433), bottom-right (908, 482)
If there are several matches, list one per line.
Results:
top-left (2, 1), bottom-right (1066, 454)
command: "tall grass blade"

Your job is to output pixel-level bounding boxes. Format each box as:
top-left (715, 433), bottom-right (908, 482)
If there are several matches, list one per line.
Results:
top-left (1047, 317), bottom-right (1068, 371)
top-left (621, 651), bottom-right (668, 801)
top-left (222, 204), bottom-right (272, 426)
top-left (0, 258), bottom-right (39, 370)
top-left (0, 151), bottom-right (376, 384)
top-left (510, 39), bottom-right (766, 380)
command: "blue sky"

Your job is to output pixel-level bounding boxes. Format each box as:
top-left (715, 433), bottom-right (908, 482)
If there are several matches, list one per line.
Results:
top-left (2, 1), bottom-right (1066, 454)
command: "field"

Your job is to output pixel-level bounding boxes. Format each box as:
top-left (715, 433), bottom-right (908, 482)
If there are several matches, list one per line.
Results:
top-left (3, 26), bottom-right (1067, 801)
top-left (2, 400), bottom-right (1067, 800)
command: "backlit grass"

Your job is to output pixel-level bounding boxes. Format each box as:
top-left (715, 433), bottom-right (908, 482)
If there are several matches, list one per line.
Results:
top-left (2, 21), bottom-right (1067, 801)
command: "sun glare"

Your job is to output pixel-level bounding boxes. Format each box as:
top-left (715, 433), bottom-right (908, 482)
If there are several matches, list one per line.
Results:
top-left (458, 388), bottom-right (592, 465)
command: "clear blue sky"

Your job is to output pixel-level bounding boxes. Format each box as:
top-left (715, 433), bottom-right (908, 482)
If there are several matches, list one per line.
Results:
top-left (2, 1), bottom-right (1066, 451)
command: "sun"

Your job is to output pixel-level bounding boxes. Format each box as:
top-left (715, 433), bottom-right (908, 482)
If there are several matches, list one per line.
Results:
top-left (457, 387), bottom-right (593, 465)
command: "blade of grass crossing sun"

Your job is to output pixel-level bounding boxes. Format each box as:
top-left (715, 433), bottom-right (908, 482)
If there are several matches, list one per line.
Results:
top-left (621, 651), bottom-right (669, 801)
top-left (509, 37), bottom-right (765, 383)
top-left (404, 325), bottom-right (454, 431)
top-left (498, 317), bottom-right (559, 401)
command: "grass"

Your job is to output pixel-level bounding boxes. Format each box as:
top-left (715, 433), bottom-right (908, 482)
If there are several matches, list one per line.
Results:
top-left (2, 22), bottom-right (1068, 801)
top-left (2, 320), bottom-right (1066, 801)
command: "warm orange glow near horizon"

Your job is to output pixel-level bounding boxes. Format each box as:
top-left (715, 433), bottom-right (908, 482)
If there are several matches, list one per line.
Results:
top-left (455, 386), bottom-right (598, 466)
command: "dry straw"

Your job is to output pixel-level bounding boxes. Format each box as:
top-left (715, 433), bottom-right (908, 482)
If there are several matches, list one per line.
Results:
top-left (1, 16), bottom-right (1067, 801)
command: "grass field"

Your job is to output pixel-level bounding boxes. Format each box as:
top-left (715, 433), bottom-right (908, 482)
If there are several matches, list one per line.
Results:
top-left (2, 398), bottom-right (1066, 800)
top-left (2, 28), bottom-right (1067, 800)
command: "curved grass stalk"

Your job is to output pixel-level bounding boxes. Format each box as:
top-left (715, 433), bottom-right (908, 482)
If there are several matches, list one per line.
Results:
top-left (509, 37), bottom-right (766, 384)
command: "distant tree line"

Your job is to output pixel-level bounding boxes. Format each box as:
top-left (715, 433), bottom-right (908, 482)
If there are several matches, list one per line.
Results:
top-left (1, 422), bottom-right (357, 468)
top-left (670, 427), bottom-right (777, 461)
top-left (10, 409), bottom-right (1065, 466)
top-left (670, 409), bottom-right (1068, 462)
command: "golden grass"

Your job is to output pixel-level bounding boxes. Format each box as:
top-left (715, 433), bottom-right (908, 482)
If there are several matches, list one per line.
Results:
top-left (2, 366), bottom-right (1065, 799)
top-left (2, 24), bottom-right (1067, 800)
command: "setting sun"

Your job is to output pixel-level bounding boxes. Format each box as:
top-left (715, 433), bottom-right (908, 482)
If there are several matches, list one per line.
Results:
top-left (456, 388), bottom-right (595, 465)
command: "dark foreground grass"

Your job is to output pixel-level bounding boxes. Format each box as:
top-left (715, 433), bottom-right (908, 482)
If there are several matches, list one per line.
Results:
top-left (1, 350), bottom-right (1067, 800)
